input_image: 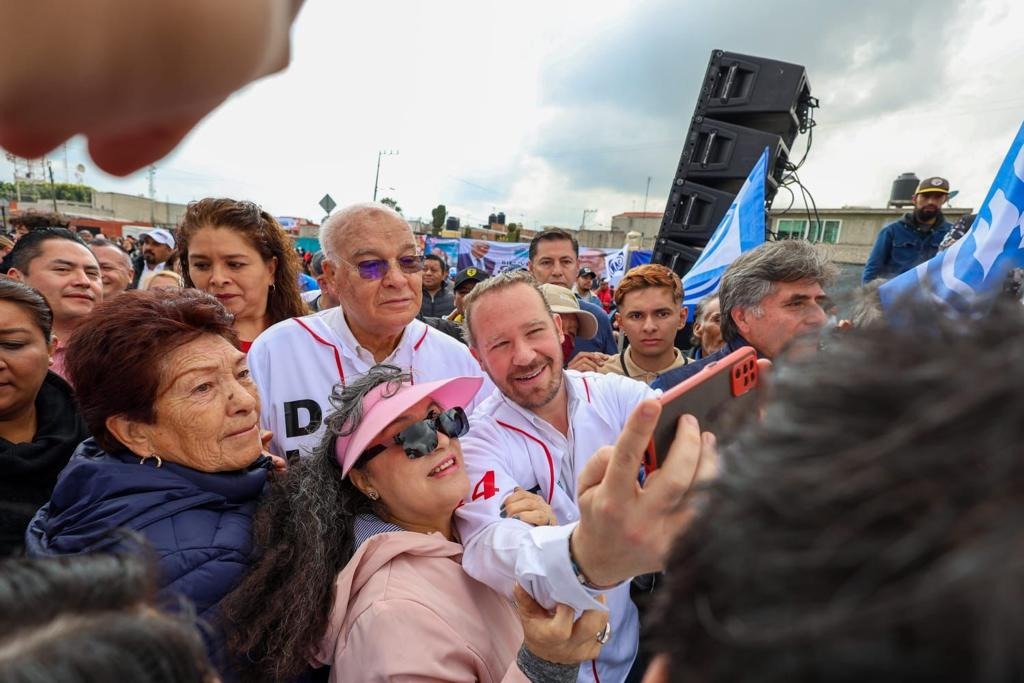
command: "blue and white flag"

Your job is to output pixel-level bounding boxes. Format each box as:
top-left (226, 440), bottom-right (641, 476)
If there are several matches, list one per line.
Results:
top-left (682, 148), bottom-right (768, 318)
top-left (605, 248), bottom-right (629, 286)
top-left (880, 122), bottom-right (1024, 313)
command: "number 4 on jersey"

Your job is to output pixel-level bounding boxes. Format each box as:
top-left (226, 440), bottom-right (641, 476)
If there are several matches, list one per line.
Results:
top-left (472, 471), bottom-right (500, 501)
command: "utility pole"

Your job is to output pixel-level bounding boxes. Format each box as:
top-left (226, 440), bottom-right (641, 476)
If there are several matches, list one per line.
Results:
top-left (373, 149), bottom-right (398, 201)
top-left (580, 208), bottom-right (597, 230)
top-left (4, 152), bottom-right (20, 203)
top-left (148, 165), bottom-right (157, 224)
top-left (642, 176), bottom-right (652, 213)
top-left (47, 163), bottom-right (58, 212)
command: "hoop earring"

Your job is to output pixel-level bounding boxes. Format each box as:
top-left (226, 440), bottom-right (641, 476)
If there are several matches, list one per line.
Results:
top-left (367, 490), bottom-right (379, 501)
top-left (139, 453), bottom-right (163, 468)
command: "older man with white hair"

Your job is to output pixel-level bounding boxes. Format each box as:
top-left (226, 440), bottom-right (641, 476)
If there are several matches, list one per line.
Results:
top-left (248, 203), bottom-right (492, 460)
top-left (89, 238), bottom-right (135, 299)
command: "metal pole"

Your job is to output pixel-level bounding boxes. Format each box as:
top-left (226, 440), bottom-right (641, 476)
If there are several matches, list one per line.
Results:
top-left (643, 176), bottom-right (651, 213)
top-left (373, 150), bottom-right (398, 202)
top-left (373, 151), bottom-right (382, 201)
top-left (48, 165), bottom-right (58, 212)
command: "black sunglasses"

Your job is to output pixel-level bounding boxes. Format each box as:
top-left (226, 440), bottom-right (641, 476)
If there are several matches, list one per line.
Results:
top-left (359, 407), bottom-right (469, 463)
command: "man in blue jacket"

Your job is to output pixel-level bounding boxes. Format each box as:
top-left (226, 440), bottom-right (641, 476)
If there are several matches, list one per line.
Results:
top-left (526, 229), bottom-right (617, 372)
top-left (862, 176), bottom-right (954, 283)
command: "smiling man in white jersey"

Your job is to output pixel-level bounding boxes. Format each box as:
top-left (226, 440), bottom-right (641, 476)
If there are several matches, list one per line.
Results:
top-left (248, 203), bottom-right (492, 460)
top-left (455, 270), bottom-right (661, 683)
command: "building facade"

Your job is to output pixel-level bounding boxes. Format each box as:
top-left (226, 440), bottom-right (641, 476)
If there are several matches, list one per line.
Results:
top-left (8, 191), bottom-right (188, 236)
top-left (769, 206), bottom-right (973, 265)
top-left (610, 212), bottom-right (662, 241)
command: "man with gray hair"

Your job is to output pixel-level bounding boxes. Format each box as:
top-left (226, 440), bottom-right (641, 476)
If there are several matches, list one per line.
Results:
top-left (653, 240), bottom-right (837, 391)
top-left (248, 202), bottom-right (492, 460)
top-left (89, 237), bottom-right (135, 300)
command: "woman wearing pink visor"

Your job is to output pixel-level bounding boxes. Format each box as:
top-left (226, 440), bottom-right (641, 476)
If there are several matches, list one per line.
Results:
top-left (224, 364), bottom-right (608, 682)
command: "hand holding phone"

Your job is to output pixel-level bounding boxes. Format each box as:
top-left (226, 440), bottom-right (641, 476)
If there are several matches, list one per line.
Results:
top-left (644, 347), bottom-right (759, 473)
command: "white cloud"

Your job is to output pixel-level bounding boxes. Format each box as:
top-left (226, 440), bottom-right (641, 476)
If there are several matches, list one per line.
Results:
top-left (3, 0), bottom-right (1022, 229)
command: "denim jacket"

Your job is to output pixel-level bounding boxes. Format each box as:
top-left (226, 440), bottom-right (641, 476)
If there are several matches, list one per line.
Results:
top-left (862, 214), bottom-right (950, 283)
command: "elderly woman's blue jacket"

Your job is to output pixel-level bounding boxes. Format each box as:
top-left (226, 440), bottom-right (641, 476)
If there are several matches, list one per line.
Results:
top-left (25, 438), bottom-right (269, 664)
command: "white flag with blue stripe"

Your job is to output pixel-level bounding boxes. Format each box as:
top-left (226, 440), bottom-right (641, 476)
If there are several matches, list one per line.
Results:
top-left (682, 148), bottom-right (767, 317)
top-left (880, 121), bottom-right (1024, 312)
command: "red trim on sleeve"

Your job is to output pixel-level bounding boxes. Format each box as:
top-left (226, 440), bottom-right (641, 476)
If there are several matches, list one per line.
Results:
top-left (293, 318), bottom-right (346, 384)
top-left (581, 377), bottom-right (591, 403)
top-left (496, 420), bottom-right (555, 504)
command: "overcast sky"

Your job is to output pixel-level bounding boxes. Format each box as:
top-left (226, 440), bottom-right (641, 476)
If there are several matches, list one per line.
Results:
top-left (4, 0), bottom-right (1023, 231)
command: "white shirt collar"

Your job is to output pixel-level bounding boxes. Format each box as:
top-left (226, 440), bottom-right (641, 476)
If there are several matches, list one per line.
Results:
top-left (331, 307), bottom-right (423, 366)
top-left (496, 370), bottom-right (587, 434)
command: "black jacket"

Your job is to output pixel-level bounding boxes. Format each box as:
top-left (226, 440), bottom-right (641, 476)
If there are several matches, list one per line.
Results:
top-left (0, 371), bottom-right (88, 557)
top-left (420, 282), bottom-right (455, 318)
top-left (131, 252), bottom-right (145, 288)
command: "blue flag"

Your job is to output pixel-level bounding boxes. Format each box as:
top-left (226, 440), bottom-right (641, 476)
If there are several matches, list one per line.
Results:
top-left (880, 121), bottom-right (1024, 312)
top-left (682, 148), bottom-right (767, 318)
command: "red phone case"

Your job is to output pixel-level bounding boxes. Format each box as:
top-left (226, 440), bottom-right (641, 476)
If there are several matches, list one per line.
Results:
top-left (644, 347), bottom-right (759, 473)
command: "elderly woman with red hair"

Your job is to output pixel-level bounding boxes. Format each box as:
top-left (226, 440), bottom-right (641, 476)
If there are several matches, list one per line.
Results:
top-left (26, 289), bottom-right (276, 674)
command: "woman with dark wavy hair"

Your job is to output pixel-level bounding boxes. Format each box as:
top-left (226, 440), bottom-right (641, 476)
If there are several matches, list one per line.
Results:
top-left (178, 197), bottom-right (307, 351)
top-left (222, 365), bottom-right (608, 683)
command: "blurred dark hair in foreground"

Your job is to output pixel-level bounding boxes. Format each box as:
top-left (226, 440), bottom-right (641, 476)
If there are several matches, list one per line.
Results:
top-left (0, 552), bottom-right (216, 683)
top-left (648, 298), bottom-right (1024, 682)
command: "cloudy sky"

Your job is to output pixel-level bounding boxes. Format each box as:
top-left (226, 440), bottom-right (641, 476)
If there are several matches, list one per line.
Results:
top-left (4, 0), bottom-right (1023, 230)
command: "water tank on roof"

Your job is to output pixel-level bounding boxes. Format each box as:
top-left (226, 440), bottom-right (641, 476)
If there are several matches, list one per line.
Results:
top-left (445, 216), bottom-right (461, 231)
top-left (488, 213), bottom-right (498, 226)
top-left (889, 172), bottom-right (919, 207)
top-left (497, 212), bottom-right (506, 225)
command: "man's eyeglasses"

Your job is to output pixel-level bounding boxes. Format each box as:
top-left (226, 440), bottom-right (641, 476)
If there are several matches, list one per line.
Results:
top-left (359, 407), bottom-right (469, 463)
top-left (342, 254), bottom-right (425, 280)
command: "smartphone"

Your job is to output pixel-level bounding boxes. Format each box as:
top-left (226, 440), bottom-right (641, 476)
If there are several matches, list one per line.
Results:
top-left (644, 347), bottom-right (759, 473)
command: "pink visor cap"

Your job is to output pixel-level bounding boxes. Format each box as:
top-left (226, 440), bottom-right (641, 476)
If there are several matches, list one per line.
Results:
top-left (335, 375), bottom-right (484, 477)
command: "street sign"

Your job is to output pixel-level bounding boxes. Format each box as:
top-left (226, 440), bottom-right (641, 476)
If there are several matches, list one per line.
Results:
top-left (319, 194), bottom-right (337, 215)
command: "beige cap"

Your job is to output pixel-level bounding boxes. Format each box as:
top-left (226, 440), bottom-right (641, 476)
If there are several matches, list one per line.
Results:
top-left (539, 284), bottom-right (598, 340)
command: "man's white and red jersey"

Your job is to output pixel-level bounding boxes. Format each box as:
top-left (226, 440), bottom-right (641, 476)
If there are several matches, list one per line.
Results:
top-left (456, 370), bottom-right (656, 683)
top-left (249, 307), bottom-right (493, 459)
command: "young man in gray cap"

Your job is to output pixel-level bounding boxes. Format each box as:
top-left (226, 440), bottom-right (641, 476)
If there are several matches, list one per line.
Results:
top-left (863, 176), bottom-right (954, 283)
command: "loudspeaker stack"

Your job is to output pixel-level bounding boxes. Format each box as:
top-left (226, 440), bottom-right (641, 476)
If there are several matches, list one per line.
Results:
top-left (652, 50), bottom-right (814, 277)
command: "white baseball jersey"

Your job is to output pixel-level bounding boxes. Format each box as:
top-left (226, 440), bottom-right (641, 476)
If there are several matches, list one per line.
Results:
top-left (456, 371), bottom-right (657, 683)
top-left (249, 307), bottom-right (493, 459)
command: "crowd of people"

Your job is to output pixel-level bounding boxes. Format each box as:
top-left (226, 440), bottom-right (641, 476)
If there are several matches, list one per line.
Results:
top-left (2, 189), bottom-right (1023, 683)
top-left (3, 0), bottom-right (1023, 676)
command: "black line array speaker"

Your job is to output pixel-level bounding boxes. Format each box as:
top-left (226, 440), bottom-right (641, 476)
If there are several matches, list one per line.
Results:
top-left (652, 50), bottom-right (813, 276)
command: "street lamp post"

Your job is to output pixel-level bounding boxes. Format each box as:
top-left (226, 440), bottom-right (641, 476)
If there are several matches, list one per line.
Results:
top-left (373, 149), bottom-right (398, 202)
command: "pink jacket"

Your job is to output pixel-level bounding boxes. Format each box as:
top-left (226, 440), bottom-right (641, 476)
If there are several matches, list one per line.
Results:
top-left (313, 530), bottom-right (529, 682)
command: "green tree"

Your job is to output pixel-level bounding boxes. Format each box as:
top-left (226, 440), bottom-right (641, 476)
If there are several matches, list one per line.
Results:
top-left (431, 204), bottom-right (447, 234)
top-left (380, 196), bottom-right (402, 214)
top-left (505, 223), bottom-right (521, 243)
top-left (0, 181), bottom-right (94, 203)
